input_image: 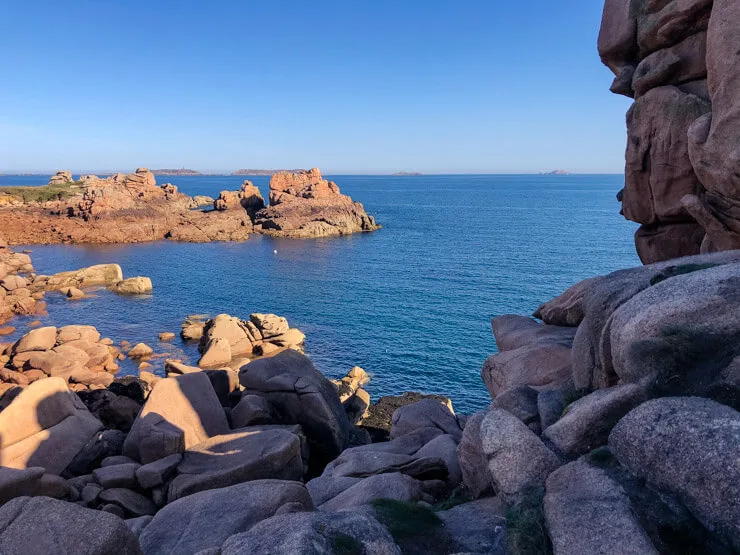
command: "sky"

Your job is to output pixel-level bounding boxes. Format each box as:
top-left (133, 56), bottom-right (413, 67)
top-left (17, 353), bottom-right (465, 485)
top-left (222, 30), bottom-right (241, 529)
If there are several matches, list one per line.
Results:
top-left (0, 0), bottom-right (631, 174)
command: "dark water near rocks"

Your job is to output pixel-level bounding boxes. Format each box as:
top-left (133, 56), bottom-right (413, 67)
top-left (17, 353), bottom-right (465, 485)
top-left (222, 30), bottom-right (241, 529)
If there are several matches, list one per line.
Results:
top-left (1, 174), bottom-right (638, 412)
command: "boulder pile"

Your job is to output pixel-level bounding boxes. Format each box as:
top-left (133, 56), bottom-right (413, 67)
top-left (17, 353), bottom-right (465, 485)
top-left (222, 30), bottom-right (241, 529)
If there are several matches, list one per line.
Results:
top-left (599, 0), bottom-right (740, 262)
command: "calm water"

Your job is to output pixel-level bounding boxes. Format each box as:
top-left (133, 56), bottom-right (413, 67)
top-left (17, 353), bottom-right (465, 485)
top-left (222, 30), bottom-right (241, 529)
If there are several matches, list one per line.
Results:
top-left (0, 174), bottom-right (638, 412)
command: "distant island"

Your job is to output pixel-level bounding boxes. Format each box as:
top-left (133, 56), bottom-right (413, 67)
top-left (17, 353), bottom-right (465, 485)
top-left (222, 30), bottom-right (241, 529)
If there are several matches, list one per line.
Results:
top-left (151, 169), bottom-right (202, 176)
top-left (392, 171), bottom-right (423, 176)
top-left (540, 170), bottom-right (570, 175)
top-left (232, 169), bottom-right (306, 176)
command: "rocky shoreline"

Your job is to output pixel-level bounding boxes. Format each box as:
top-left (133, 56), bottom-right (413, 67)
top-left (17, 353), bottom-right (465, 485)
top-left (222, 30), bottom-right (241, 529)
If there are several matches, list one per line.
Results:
top-left (0, 234), bottom-right (738, 554)
top-left (0, 167), bottom-right (379, 244)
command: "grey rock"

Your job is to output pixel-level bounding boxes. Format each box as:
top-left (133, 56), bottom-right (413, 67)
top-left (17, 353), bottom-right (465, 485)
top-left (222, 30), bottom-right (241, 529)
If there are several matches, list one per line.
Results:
top-left (391, 399), bottom-right (462, 441)
top-left (306, 475), bottom-right (362, 507)
top-left (138, 479), bottom-right (313, 555)
top-left (456, 411), bottom-right (493, 499)
top-left (99, 488), bottom-right (156, 517)
top-left (319, 472), bottom-right (425, 511)
top-left (543, 384), bottom-right (648, 458)
top-left (0, 496), bottom-right (142, 554)
top-left (220, 510), bottom-right (400, 555)
top-left (125, 515), bottom-right (153, 538)
top-left (63, 429), bottom-right (126, 478)
top-left (492, 315), bottom-right (577, 351)
top-left (537, 389), bottom-right (566, 429)
top-left (100, 455), bottom-right (138, 467)
top-left (545, 459), bottom-right (657, 554)
top-left (135, 453), bottom-right (182, 489)
top-left (415, 434), bottom-right (462, 486)
top-left (93, 463), bottom-right (141, 489)
top-left (0, 466), bottom-right (70, 505)
top-left (229, 394), bottom-right (274, 428)
top-left (534, 277), bottom-right (601, 326)
top-left (480, 409), bottom-right (561, 499)
top-left (492, 385), bottom-right (540, 428)
top-left (609, 397), bottom-right (740, 550)
top-left (437, 497), bottom-right (507, 555)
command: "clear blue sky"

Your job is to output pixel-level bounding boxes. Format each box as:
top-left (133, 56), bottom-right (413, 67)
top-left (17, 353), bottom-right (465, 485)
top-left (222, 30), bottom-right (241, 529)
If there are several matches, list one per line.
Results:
top-left (0, 0), bottom-right (630, 174)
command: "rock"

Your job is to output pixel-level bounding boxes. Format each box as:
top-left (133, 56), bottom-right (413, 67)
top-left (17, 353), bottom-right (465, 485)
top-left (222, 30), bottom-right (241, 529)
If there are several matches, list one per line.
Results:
top-left (198, 337), bottom-right (232, 368)
top-left (0, 466), bottom-right (70, 504)
top-left (537, 389), bottom-right (567, 430)
top-left (110, 277), bottom-right (152, 295)
top-left (480, 409), bottom-right (561, 499)
top-left (249, 313), bottom-right (289, 339)
top-left (96, 395), bottom-right (141, 432)
top-left (533, 277), bottom-right (600, 326)
top-left (0, 496), bottom-right (142, 554)
top-left (269, 328), bottom-right (306, 348)
top-left (98, 488), bottom-right (156, 517)
top-left (1, 275), bottom-right (27, 291)
top-left (544, 459), bottom-right (658, 555)
top-left (158, 332), bottom-right (175, 342)
top-left (180, 319), bottom-right (205, 341)
top-left (319, 472), bottom-right (426, 511)
top-left (0, 377), bottom-right (103, 474)
top-left (343, 388), bottom-right (371, 424)
top-left (492, 385), bottom-right (540, 429)
top-left (358, 392), bottom-right (454, 442)
top-left (229, 394), bottom-right (275, 428)
top-left (101, 455), bottom-right (138, 467)
top-left (239, 350), bottom-right (351, 467)
top-left (415, 433), bottom-right (462, 486)
top-left (123, 372), bottom-right (229, 463)
top-left (93, 463), bottom-right (141, 489)
top-left (125, 515), bottom-right (152, 538)
top-left (492, 315), bottom-right (576, 352)
top-left (456, 411), bottom-right (493, 498)
top-left (481, 344), bottom-right (572, 399)
top-left (166, 425), bottom-right (305, 502)
top-left (390, 398), bottom-right (462, 441)
top-left (200, 314), bottom-right (254, 357)
top-left (81, 483), bottom-right (103, 505)
top-left (127, 343), bottom-right (153, 358)
top-left (543, 384), bottom-right (648, 458)
top-left (138, 480), bottom-right (313, 555)
top-left (13, 326), bottom-right (57, 353)
top-left (47, 264), bottom-right (124, 289)
top-left (62, 429), bottom-right (126, 477)
top-left (609, 397), bottom-right (740, 550)
top-left (632, 32), bottom-right (708, 98)
top-left (437, 497), bottom-right (507, 555)
top-left (56, 325), bottom-right (100, 344)
top-left (100, 503), bottom-right (125, 518)
top-left (135, 453), bottom-right (182, 489)
top-left (219, 510), bottom-right (400, 555)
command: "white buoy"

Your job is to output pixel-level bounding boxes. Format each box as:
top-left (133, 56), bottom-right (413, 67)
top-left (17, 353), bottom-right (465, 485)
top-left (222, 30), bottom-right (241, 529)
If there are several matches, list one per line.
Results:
top-left (274, 249), bottom-right (278, 254)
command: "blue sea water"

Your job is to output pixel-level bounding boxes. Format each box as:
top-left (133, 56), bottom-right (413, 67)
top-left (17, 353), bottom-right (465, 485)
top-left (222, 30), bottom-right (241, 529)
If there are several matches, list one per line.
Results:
top-left (0, 174), bottom-right (638, 412)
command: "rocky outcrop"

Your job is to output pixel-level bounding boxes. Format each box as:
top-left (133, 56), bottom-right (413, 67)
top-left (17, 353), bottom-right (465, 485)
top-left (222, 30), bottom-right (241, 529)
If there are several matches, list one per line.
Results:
top-left (599, 0), bottom-right (740, 262)
top-left (253, 168), bottom-right (380, 238)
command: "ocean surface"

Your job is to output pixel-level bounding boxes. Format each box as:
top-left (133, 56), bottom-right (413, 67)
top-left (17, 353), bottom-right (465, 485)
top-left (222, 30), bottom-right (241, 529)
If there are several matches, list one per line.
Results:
top-left (0, 174), bottom-right (638, 412)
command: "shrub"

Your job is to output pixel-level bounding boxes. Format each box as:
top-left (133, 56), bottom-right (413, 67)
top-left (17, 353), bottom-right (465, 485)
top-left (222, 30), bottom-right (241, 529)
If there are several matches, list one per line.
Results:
top-left (649, 263), bottom-right (718, 286)
top-left (505, 487), bottom-right (552, 555)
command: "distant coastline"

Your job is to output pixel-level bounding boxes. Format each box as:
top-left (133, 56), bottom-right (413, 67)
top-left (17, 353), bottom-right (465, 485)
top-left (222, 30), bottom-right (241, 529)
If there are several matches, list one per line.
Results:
top-left (151, 169), bottom-right (202, 176)
top-left (232, 169), bottom-right (306, 176)
top-left (539, 169), bottom-right (570, 175)
top-left (391, 171), bottom-right (423, 176)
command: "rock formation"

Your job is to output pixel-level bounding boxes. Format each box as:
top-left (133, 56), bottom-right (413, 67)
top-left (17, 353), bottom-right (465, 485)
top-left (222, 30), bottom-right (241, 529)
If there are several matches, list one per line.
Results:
top-left (253, 168), bottom-right (380, 238)
top-left (599, 0), bottom-right (740, 263)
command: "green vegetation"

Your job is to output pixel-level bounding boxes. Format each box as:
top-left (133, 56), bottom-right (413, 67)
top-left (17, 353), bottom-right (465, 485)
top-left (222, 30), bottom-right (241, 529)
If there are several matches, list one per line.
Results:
top-left (505, 487), bottom-right (552, 555)
top-left (331, 532), bottom-right (363, 555)
top-left (0, 180), bottom-right (82, 204)
top-left (371, 499), bottom-right (442, 542)
top-left (432, 485), bottom-right (471, 511)
top-left (649, 263), bottom-right (719, 286)
top-left (561, 388), bottom-right (588, 417)
top-left (587, 446), bottom-right (617, 468)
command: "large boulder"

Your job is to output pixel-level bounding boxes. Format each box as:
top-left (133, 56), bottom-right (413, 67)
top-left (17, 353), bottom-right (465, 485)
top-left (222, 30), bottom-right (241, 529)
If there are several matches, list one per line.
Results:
top-left (0, 496), bottom-right (142, 554)
top-left (239, 350), bottom-right (351, 466)
top-left (109, 277), bottom-right (152, 295)
top-left (456, 411), bottom-right (493, 498)
top-left (123, 372), bottom-right (229, 463)
top-left (166, 426), bottom-right (306, 502)
top-left (437, 497), bottom-right (508, 555)
top-left (609, 397), bottom-right (740, 550)
top-left (0, 378), bottom-right (103, 474)
top-left (318, 472), bottom-right (426, 511)
top-left (138, 480), bottom-right (313, 555)
top-left (200, 314), bottom-right (254, 359)
top-left (544, 460), bottom-right (658, 555)
top-left (46, 264), bottom-right (123, 290)
top-left (480, 409), bottom-right (561, 499)
top-left (0, 466), bottom-right (70, 504)
top-left (13, 327), bottom-right (57, 353)
top-left (220, 510), bottom-right (400, 555)
top-left (533, 277), bottom-right (600, 326)
top-left (390, 398), bottom-right (462, 441)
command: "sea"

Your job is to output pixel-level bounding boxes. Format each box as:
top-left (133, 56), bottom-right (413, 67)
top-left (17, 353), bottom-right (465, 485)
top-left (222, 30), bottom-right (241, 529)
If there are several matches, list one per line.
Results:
top-left (0, 174), bottom-right (638, 412)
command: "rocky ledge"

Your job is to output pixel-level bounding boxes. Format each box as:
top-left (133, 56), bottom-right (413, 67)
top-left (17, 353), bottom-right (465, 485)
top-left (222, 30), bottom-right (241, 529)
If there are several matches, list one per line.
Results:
top-left (0, 167), bottom-right (379, 244)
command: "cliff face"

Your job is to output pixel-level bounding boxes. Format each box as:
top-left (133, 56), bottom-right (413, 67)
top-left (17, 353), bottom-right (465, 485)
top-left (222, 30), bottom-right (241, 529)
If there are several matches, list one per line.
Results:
top-left (599, 0), bottom-right (740, 263)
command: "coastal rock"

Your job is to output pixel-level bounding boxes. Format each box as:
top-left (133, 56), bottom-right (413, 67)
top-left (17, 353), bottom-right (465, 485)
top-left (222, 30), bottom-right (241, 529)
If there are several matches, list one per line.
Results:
top-left (109, 277), bottom-right (152, 295)
top-left (0, 466), bottom-right (71, 504)
top-left (239, 350), bottom-right (351, 466)
top-left (253, 168), bottom-right (380, 238)
top-left (138, 480), bottom-right (313, 555)
top-left (544, 459), bottom-right (658, 555)
top-left (0, 377), bottom-right (103, 473)
top-left (437, 497), bottom-right (508, 555)
top-left (123, 372), bottom-right (229, 463)
top-left (390, 398), bottom-right (462, 441)
top-left (609, 397), bottom-right (740, 550)
top-left (457, 411), bottom-right (494, 498)
top-left (135, 453), bottom-right (182, 489)
top-left (533, 277), bottom-right (600, 326)
top-left (48, 170), bottom-right (73, 185)
top-left (127, 343), bottom-right (153, 358)
top-left (318, 472), bottom-right (426, 511)
top-left (0, 496), bottom-right (142, 555)
top-left (219, 510), bottom-right (400, 555)
top-left (46, 264), bottom-right (123, 289)
top-left (229, 394), bottom-right (275, 428)
top-left (98, 487), bottom-right (156, 517)
top-left (358, 392), bottom-right (453, 442)
top-left (13, 326), bottom-right (57, 353)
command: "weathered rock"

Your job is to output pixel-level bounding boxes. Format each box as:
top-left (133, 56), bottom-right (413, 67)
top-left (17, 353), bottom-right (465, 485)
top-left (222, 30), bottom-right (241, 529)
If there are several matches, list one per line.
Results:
top-left (13, 326), bottom-right (57, 353)
top-left (481, 344), bottom-right (572, 399)
top-left (632, 32), bottom-right (707, 98)
top-left (239, 350), bottom-right (351, 467)
top-left (390, 398), bottom-right (462, 441)
top-left (135, 453), bottom-right (182, 489)
top-left (56, 324), bottom-right (100, 344)
top-left (0, 496), bottom-right (142, 554)
top-left (598, 0), bottom-right (638, 95)
top-left (0, 466), bottom-right (70, 504)
top-left (125, 515), bottom-right (153, 538)
top-left (358, 392), bottom-right (453, 442)
top-left (492, 315), bottom-right (577, 352)
top-left (138, 480), bottom-right (313, 555)
top-left (127, 343), bottom-right (153, 358)
top-left (480, 409), bottom-right (561, 499)
top-left (46, 264), bottom-right (123, 289)
top-left (62, 429), bottom-right (126, 477)
top-left (98, 487), bottom-right (156, 517)
top-left (123, 372), bottom-right (229, 463)
top-left (609, 397), bottom-right (740, 549)
top-left (492, 385), bottom-right (540, 429)
top-left (229, 394), bottom-right (275, 428)
top-left (110, 277), bottom-right (152, 295)
top-left (93, 463), bottom-right (141, 489)
top-left (219, 510), bottom-right (400, 555)
top-left (198, 337), bottom-right (232, 368)
top-left (544, 459), bottom-right (658, 555)
top-left (543, 384), bottom-right (648, 458)
top-left (456, 411), bottom-right (493, 499)
top-left (319, 472), bottom-right (425, 511)
top-left (200, 314), bottom-right (253, 358)
top-left (537, 389), bottom-right (567, 430)
top-left (158, 332), bottom-right (175, 341)
top-left (533, 277), bottom-right (600, 326)
top-left (437, 497), bottom-right (507, 555)
top-left (0, 377), bottom-right (103, 474)
top-left (249, 313), bottom-right (289, 339)
top-left (166, 426), bottom-right (306, 502)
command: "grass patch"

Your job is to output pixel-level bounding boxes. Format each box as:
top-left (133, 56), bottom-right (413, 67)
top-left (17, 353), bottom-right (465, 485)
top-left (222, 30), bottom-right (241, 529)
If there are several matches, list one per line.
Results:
top-left (649, 263), bottom-right (718, 286)
top-left (0, 181), bottom-right (82, 203)
top-left (432, 485), bottom-right (471, 511)
top-left (560, 388), bottom-right (588, 417)
top-left (587, 446), bottom-right (617, 468)
top-left (371, 499), bottom-right (442, 542)
top-left (332, 532), bottom-right (363, 555)
top-left (505, 487), bottom-right (552, 555)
